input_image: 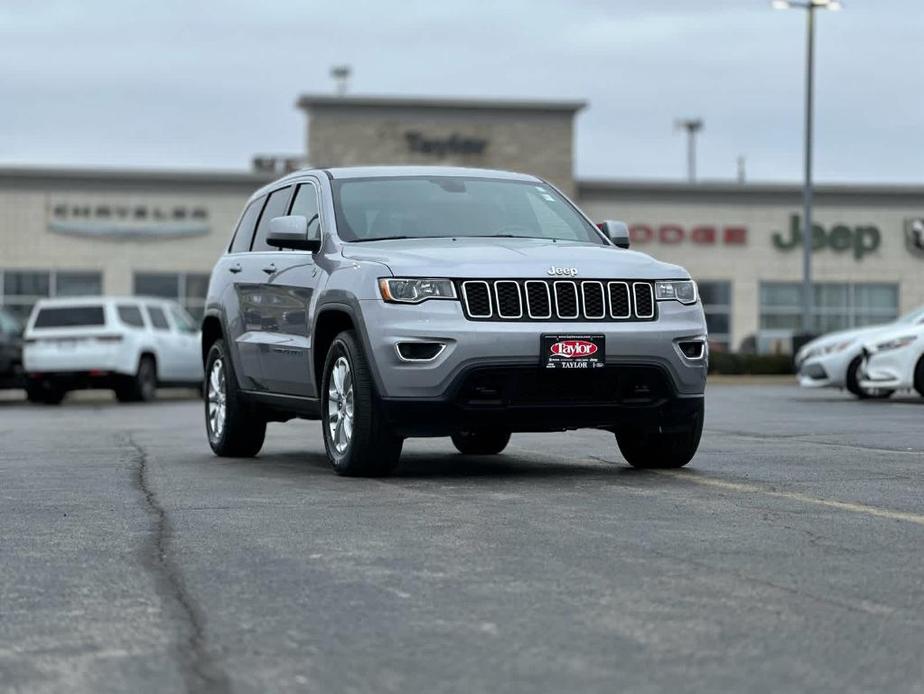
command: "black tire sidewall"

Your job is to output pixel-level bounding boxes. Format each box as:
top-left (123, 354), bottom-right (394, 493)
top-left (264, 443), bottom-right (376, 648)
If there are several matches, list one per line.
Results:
top-left (914, 356), bottom-right (924, 397)
top-left (204, 339), bottom-right (266, 457)
top-left (321, 338), bottom-right (355, 471)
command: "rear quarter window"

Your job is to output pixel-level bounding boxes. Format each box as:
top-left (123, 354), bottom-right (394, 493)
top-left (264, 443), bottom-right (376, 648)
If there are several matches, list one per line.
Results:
top-left (118, 305), bottom-right (146, 328)
top-left (33, 306), bottom-right (105, 328)
top-left (146, 306), bottom-right (170, 331)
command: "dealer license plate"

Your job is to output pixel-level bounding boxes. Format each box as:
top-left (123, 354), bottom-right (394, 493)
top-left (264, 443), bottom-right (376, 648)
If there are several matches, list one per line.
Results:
top-left (541, 334), bottom-right (605, 370)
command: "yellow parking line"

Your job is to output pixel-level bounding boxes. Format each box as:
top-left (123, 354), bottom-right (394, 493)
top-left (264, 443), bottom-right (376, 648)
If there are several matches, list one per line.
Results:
top-left (511, 443), bottom-right (924, 527)
top-left (655, 470), bottom-right (924, 527)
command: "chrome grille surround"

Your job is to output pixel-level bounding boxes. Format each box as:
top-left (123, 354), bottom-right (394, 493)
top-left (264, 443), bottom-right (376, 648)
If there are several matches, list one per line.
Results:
top-left (460, 281), bottom-right (492, 318)
top-left (607, 281), bottom-right (631, 319)
top-left (456, 279), bottom-right (657, 322)
top-left (494, 280), bottom-right (523, 319)
top-left (633, 282), bottom-right (655, 319)
top-left (524, 281), bottom-right (552, 319)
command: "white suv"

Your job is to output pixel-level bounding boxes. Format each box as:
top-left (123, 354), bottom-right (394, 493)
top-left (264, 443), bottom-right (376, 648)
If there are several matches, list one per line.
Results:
top-left (23, 296), bottom-right (203, 404)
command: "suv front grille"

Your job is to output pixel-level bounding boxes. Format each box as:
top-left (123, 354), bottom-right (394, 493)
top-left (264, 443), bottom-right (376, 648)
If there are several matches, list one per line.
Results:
top-left (458, 279), bottom-right (656, 322)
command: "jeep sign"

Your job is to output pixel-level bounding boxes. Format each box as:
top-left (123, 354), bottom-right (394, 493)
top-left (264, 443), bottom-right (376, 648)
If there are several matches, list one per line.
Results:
top-left (772, 215), bottom-right (881, 260)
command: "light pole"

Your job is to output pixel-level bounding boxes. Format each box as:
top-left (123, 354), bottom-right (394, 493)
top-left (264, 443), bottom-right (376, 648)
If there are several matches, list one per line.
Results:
top-left (772, 0), bottom-right (842, 336)
top-left (675, 118), bottom-right (704, 183)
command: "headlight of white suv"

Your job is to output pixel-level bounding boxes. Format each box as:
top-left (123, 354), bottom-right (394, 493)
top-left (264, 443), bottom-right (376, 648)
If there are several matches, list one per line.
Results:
top-left (875, 335), bottom-right (918, 352)
top-left (378, 278), bottom-right (457, 304)
top-left (655, 280), bottom-right (698, 305)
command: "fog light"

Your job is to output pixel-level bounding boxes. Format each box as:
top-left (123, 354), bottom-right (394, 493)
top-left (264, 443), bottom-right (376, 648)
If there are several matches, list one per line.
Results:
top-left (678, 340), bottom-right (706, 359)
top-left (396, 342), bottom-right (445, 361)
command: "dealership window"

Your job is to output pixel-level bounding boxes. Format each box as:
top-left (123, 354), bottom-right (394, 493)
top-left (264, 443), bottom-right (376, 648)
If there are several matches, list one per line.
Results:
top-left (697, 281), bottom-right (732, 351)
top-left (758, 282), bottom-right (898, 353)
top-left (0, 269), bottom-right (102, 323)
top-left (134, 272), bottom-right (210, 320)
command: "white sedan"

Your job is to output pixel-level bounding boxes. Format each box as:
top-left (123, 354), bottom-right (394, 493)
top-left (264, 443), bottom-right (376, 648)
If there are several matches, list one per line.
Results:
top-left (23, 296), bottom-right (203, 404)
top-left (794, 306), bottom-right (924, 399)
top-left (859, 323), bottom-right (924, 397)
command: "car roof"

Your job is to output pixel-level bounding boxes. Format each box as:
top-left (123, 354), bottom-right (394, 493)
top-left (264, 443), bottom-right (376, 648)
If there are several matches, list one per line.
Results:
top-left (250, 165), bottom-right (543, 199)
top-left (32, 296), bottom-right (178, 307)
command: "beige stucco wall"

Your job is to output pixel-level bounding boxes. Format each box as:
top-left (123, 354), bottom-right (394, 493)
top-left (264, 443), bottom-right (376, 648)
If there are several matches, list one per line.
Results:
top-left (306, 105), bottom-right (577, 195)
top-left (0, 187), bottom-right (249, 296)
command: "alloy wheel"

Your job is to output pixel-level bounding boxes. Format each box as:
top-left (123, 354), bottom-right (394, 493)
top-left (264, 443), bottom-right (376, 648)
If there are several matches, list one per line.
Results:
top-left (207, 358), bottom-right (227, 441)
top-left (327, 356), bottom-right (354, 454)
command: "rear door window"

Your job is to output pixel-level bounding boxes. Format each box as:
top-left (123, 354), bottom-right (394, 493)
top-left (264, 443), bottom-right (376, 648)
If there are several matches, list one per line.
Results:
top-left (250, 187), bottom-right (293, 252)
top-left (146, 306), bottom-right (170, 331)
top-left (229, 197), bottom-right (265, 253)
top-left (118, 305), bottom-right (146, 328)
top-left (33, 306), bottom-right (105, 328)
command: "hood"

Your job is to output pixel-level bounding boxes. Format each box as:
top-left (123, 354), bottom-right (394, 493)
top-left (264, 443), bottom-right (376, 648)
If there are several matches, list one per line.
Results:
top-left (341, 237), bottom-right (688, 280)
top-left (798, 322), bottom-right (898, 360)
top-left (860, 322), bottom-right (924, 350)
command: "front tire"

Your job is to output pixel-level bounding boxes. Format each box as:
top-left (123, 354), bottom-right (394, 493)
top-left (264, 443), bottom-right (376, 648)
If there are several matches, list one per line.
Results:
top-left (321, 330), bottom-right (402, 476)
top-left (914, 356), bottom-right (924, 398)
top-left (846, 356), bottom-right (894, 400)
top-left (204, 339), bottom-right (266, 457)
top-left (451, 430), bottom-right (511, 455)
top-left (615, 403), bottom-right (703, 469)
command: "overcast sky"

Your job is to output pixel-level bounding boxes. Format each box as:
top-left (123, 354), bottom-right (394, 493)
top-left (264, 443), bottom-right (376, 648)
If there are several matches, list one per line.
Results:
top-left (1, 0), bottom-right (921, 183)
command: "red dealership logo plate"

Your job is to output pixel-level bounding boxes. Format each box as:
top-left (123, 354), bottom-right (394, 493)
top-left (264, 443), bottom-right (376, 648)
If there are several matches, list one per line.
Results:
top-left (541, 335), bottom-right (605, 369)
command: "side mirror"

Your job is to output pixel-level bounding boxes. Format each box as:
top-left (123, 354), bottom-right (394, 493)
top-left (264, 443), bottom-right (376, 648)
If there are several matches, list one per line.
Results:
top-left (266, 215), bottom-right (321, 252)
top-left (597, 220), bottom-right (631, 249)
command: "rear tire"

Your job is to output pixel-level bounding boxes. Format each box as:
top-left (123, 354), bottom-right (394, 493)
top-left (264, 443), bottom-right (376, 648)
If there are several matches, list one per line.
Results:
top-left (451, 430), bottom-right (511, 455)
top-left (321, 330), bottom-right (402, 476)
top-left (116, 355), bottom-right (157, 403)
top-left (26, 381), bottom-right (65, 405)
top-left (846, 356), bottom-right (894, 400)
top-left (205, 339), bottom-right (266, 457)
top-left (914, 356), bottom-right (924, 398)
top-left (615, 403), bottom-right (703, 469)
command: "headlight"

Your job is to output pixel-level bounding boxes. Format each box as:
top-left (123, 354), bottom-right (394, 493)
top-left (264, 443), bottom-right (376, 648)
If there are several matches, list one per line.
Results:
top-left (378, 278), bottom-right (457, 304)
top-left (822, 339), bottom-right (855, 354)
top-left (655, 280), bottom-right (697, 305)
top-left (875, 335), bottom-right (917, 352)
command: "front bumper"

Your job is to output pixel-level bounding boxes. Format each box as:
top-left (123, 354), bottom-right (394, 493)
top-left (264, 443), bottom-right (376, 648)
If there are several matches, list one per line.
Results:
top-left (379, 362), bottom-right (703, 437)
top-left (796, 348), bottom-right (858, 389)
top-left (859, 348), bottom-right (916, 391)
top-left (359, 299), bottom-right (708, 400)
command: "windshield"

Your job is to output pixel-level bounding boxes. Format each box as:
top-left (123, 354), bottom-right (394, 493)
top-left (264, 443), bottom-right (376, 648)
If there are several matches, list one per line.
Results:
top-left (896, 306), bottom-right (924, 325)
top-left (331, 176), bottom-right (607, 244)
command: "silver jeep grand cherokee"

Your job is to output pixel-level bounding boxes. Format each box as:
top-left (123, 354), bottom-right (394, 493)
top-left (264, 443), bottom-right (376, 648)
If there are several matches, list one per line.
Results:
top-left (202, 166), bottom-right (707, 475)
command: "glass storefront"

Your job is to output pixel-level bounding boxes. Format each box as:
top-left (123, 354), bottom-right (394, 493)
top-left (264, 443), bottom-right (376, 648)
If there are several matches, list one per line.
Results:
top-left (0, 269), bottom-right (103, 322)
top-left (758, 282), bottom-right (899, 353)
top-left (134, 272), bottom-right (210, 319)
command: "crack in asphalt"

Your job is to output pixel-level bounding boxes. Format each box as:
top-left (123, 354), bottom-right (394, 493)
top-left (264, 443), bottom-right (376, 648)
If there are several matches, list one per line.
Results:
top-left (124, 433), bottom-right (231, 694)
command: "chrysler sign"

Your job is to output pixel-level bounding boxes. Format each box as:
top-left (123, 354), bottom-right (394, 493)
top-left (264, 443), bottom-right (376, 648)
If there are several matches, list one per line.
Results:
top-left (48, 202), bottom-right (210, 240)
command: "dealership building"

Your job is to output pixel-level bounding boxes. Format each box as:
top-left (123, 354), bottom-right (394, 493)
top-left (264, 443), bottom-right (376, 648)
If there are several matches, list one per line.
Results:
top-left (1, 94), bottom-right (922, 353)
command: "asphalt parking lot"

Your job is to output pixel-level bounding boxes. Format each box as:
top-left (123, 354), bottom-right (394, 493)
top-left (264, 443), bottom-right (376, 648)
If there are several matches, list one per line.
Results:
top-left (1, 383), bottom-right (923, 694)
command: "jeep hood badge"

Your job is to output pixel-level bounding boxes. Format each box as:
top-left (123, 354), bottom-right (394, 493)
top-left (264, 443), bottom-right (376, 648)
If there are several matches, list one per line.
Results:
top-left (547, 266), bottom-right (578, 277)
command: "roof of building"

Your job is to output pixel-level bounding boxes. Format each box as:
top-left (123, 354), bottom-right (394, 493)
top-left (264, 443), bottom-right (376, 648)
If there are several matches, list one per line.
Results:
top-left (577, 179), bottom-right (924, 205)
top-left (296, 93), bottom-right (587, 113)
top-left (0, 166), bottom-right (272, 192)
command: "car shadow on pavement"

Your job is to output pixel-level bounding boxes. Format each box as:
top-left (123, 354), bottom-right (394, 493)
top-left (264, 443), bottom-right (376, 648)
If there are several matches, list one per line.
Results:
top-left (252, 448), bottom-right (677, 483)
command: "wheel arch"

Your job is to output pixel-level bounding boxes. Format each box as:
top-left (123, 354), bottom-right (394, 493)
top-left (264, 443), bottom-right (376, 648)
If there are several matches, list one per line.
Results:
top-left (201, 313), bottom-right (224, 364)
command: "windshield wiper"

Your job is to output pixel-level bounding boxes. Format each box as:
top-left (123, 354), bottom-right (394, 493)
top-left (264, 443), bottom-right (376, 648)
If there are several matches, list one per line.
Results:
top-left (353, 236), bottom-right (410, 242)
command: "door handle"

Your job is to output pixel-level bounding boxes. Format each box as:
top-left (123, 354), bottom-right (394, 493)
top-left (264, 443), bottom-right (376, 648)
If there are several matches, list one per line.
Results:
top-left (228, 263), bottom-right (242, 274)
top-left (262, 263), bottom-right (276, 275)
